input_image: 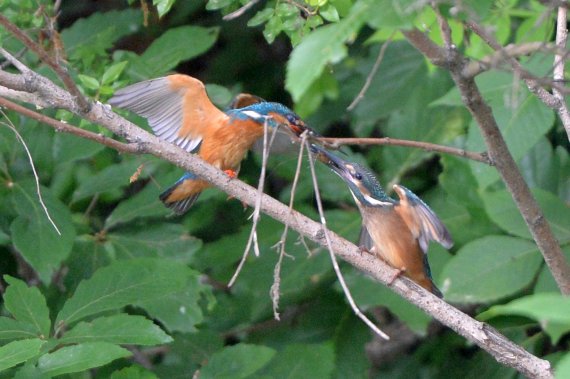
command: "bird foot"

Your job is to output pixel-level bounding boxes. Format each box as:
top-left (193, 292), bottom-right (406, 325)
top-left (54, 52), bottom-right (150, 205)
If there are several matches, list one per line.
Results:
top-left (358, 245), bottom-right (373, 256)
top-left (224, 169), bottom-right (237, 179)
top-left (387, 267), bottom-right (406, 285)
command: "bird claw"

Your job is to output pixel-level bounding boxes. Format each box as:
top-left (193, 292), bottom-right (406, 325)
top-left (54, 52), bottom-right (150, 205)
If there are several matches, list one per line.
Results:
top-left (387, 268), bottom-right (406, 285)
top-left (224, 169), bottom-right (238, 179)
top-left (358, 246), bottom-right (372, 256)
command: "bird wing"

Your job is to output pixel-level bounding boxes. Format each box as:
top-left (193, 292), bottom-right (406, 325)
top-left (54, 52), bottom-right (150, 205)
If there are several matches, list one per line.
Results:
top-left (109, 74), bottom-right (229, 153)
top-left (393, 184), bottom-right (453, 253)
top-left (358, 225), bottom-right (374, 251)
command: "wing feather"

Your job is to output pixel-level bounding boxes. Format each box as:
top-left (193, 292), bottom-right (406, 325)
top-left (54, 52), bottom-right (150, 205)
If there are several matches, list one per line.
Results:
top-left (109, 75), bottom-right (228, 153)
top-left (393, 184), bottom-right (453, 253)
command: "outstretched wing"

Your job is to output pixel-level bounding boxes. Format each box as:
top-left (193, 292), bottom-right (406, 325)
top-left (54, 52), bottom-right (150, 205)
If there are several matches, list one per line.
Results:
top-left (109, 74), bottom-right (229, 152)
top-left (393, 184), bottom-right (453, 253)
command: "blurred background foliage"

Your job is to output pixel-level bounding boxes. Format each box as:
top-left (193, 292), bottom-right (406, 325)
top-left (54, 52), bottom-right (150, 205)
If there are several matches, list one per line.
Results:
top-left (0, 0), bottom-right (569, 377)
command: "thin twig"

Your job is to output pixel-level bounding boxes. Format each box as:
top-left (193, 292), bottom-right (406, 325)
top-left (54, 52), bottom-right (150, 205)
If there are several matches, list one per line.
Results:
top-left (270, 132), bottom-right (308, 320)
top-left (347, 32), bottom-right (395, 111)
top-left (228, 121), bottom-right (279, 287)
top-left (553, 5), bottom-right (570, 140)
top-left (223, 0), bottom-right (261, 21)
top-left (0, 97), bottom-right (144, 154)
top-left (464, 21), bottom-right (565, 110)
top-left (305, 139), bottom-right (390, 340)
top-left (318, 136), bottom-right (493, 165)
top-left (0, 110), bottom-right (61, 235)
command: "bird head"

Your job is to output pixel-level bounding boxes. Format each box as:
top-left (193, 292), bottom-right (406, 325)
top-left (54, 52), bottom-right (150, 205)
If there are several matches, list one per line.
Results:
top-left (311, 144), bottom-right (393, 207)
top-left (230, 101), bottom-right (320, 141)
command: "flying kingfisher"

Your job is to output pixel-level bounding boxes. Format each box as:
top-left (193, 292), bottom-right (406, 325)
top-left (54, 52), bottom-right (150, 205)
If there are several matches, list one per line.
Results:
top-left (109, 74), bottom-right (316, 214)
top-left (311, 145), bottom-right (453, 297)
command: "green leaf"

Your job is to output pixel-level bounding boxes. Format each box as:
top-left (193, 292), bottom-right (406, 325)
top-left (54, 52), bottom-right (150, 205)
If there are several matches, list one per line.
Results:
top-left (129, 26), bottom-right (218, 79)
top-left (286, 0), bottom-right (373, 101)
top-left (111, 366), bottom-right (159, 379)
top-left (365, 0), bottom-right (420, 28)
top-left (343, 270), bottom-right (431, 334)
top-left (333, 314), bottom-right (372, 378)
top-left (78, 74), bottom-right (100, 90)
top-left (259, 343), bottom-right (334, 378)
top-left (38, 342), bottom-right (131, 376)
top-left (10, 182), bottom-right (76, 283)
top-left (320, 4), bottom-right (340, 22)
top-left (60, 314), bottom-right (172, 345)
top-left (351, 43), bottom-right (439, 131)
top-left (136, 270), bottom-right (209, 333)
top-left (0, 317), bottom-right (38, 341)
top-left (72, 159), bottom-right (141, 202)
top-left (111, 366), bottom-right (158, 379)
top-left (61, 9), bottom-right (142, 56)
top-left (154, 330), bottom-right (224, 377)
top-left (483, 188), bottom-right (570, 242)
top-left (205, 0), bottom-right (233, 10)
top-left (247, 8), bottom-right (274, 27)
top-left (107, 224), bottom-right (202, 263)
top-left (153, 0), bottom-right (176, 18)
top-left (200, 344), bottom-right (276, 379)
top-left (3, 276), bottom-right (51, 337)
top-left (55, 258), bottom-right (189, 328)
top-left (465, 72), bottom-right (554, 188)
top-left (440, 236), bottom-right (542, 303)
top-left (556, 353), bottom-right (570, 379)
top-left (0, 339), bottom-right (45, 372)
top-left (53, 131), bottom-right (105, 163)
top-left (104, 185), bottom-right (170, 229)
top-left (478, 293), bottom-right (570, 344)
top-left (102, 61), bottom-right (128, 85)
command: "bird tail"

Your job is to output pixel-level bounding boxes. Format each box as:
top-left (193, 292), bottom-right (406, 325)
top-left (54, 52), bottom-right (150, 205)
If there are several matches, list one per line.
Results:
top-left (159, 173), bottom-right (202, 215)
top-left (422, 254), bottom-right (443, 298)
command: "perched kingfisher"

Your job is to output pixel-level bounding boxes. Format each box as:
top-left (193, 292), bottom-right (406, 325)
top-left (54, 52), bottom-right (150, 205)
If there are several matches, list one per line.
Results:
top-left (311, 145), bottom-right (453, 297)
top-left (109, 74), bottom-right (315, 214)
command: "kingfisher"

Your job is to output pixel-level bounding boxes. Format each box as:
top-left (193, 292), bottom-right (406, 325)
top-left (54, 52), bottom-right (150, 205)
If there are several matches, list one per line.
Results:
top-left (109, 74), bottom-right (316, 214)
top-left (311, 145), bottom-right (453, 297)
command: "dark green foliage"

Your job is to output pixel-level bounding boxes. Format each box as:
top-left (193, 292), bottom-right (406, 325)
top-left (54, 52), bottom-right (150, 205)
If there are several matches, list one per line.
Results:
top-left (1, 0), bottom-right (569, 377)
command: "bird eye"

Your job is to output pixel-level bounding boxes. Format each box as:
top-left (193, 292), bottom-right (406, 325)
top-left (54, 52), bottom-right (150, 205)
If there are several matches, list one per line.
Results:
top-left (286, 114), bottom-right (297, 125)
top-left (354, 173), bottom-right (363, 181)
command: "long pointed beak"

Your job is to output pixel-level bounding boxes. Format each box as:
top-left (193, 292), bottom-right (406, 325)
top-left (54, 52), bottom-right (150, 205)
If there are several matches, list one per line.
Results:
top-left (310, 144), bottom-right (352, 181)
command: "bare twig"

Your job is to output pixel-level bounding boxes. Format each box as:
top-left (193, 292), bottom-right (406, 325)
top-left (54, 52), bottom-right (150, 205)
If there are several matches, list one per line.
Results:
top-left (0, 97), bottom-right (144, 154)
top-left (318, 136), bottom-right (493, 165)
top-left (404, 27), bottom-right (570, 296)
top-left (228, 120), bottom-right (278, 287)
top-left (347, 33), bottom-right (394, 111)
top-left (271, 132), bottom-right (308, 320)
top-left (0, 110), bottom-right (61, 235)
top-left (553, 6), bottom-right (570, 140)
top-left (306, 139), bottom-right (390, 340)
top-left (223, 0), bottom-right (261, 21)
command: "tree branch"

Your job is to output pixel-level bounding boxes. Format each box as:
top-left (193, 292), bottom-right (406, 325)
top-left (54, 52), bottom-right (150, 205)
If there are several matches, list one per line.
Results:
top-left (318, 137), bottom-right (493, 165)
top-left (553, 5), bottom-right (570, 140)
top-left (403, 27), bottom-right (570, 296)
top-left (0, 13), bottom-right (90, 113)
top-left (0, 53), bottom-right (553, 379)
